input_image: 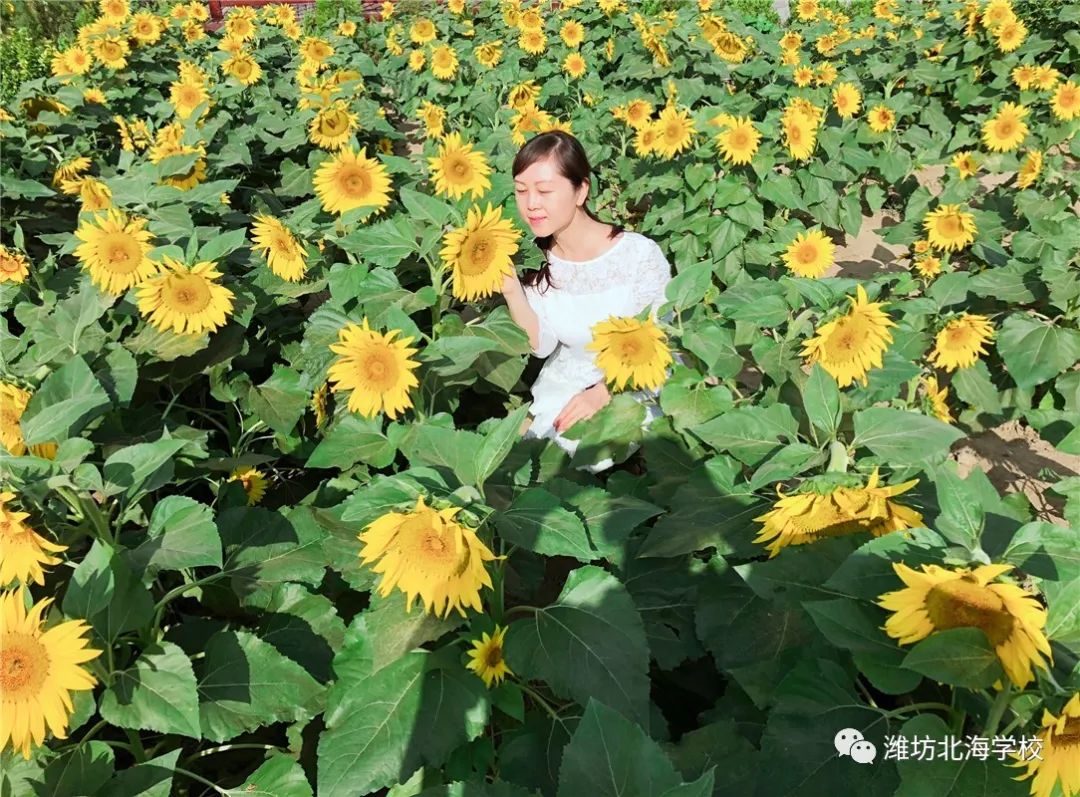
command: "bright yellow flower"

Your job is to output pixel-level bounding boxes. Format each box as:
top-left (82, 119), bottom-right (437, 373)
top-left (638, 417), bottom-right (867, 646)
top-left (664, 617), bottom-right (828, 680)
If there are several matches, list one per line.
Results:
top-left (466, 625), bottom-right (514, 688)
top-left (440, 204), bottom-right (521, 301)
top-left (314, 147), bottom-right (393, 216)
top-left (783, 228), bottom-right (835, 278)
top-left (923, 205), bottom-right (977, 252)
top-left (135, 257), bottom-right (234, 337)
top-left (327, 319), bottom-right (420, 419)
top-left (802, 285), bottom-right (895, 387)
top-left (929, 314), bottom-right (994, 372)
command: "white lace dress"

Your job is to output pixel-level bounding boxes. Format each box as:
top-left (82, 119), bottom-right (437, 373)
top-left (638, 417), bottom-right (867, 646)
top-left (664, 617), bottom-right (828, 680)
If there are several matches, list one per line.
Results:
top-left (520, 231), bottom-right (676, 473)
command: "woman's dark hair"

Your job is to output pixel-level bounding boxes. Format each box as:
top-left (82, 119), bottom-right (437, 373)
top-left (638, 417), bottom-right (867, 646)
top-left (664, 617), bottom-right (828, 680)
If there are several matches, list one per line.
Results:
top-left (512, 131), bottom-right (623, 294)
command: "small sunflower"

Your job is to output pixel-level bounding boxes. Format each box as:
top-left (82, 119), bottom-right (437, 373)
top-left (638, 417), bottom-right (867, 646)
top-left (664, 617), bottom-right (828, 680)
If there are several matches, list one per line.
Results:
top-left (73, 209), bottom-right (157, 296)
top-left (783, 228), bottom-right (835, 278)
top-left (1012, 692), bottom-right (1080, 797)
top-left (982, 102), bottom-right (1029, 152)
top-left (427, 132), bottom-right (492, 201)
top-left (408, 49), bottom-right (425, 71)
top-left (994, 17), bottom-right (1026, 52)
top-left (652, 103), bottom-right (696, 160)
top-left (1017, 149), bottom-right (1043, 190)
top-left (440, 204), bottom-right (521, 301)
top-left (783, 109), bottom-right (817, 161)
top-left (417, 100), bottom-right (447, 139)
top-left (135, 257), bottom-right (234, 336)
top-left (311, 381), bottom-right (329, 428)
top-left (586, 315), bottom-right (673, 392)
top-left (923, 204), bottom-right (977, 252)
top-left (633, 122), bottom-right (660, 158)
top-left (130, 11), bottom-right (163, 44)
top-left (802, 284), bottom-right (895, 387)
top-left (466, 625), bottom-right (514, 688)
top-left (1033, 65), bottom-right (1060, 91)
top-left (562, 52), bottom-right (587, 79)
top-left (714, 116), bottom-right (760, 165)
top-left (0, 491), bottom-right (67, 585)
top-left (430, 44), bottom-right (459, 81)
top-left (878, 562), bottom-right (1051, 689)
top-left (623, 98), bottom-right (654, 130)
top-left (358, 495), bottom-right (500, 618)
top-left (92, 36), bottom-right (129, 69)
top-left (922, 375), bottom-right (953, 423)
top-left (560, 20), bottom-right (585, 48)
top-left (1012, 63), bottom-right (1038, 90)
top-left (338, 20), bottom-right (357, 36)
top-left (299, 37), bottom-right (334, 63)
top-left (474, 41), bottom-right (503, 69)
top-left (314, 147), bottom-right (393, 216)
top-left (867, 104), bottom-right (896, 133)
top-left (82, 87), bottom-right (107, 105)
top-left (169, 79), bottom-right (210, 120)
top-left (0, 245), bottom-right (30, 284)
top-left (1051, 80), bottom-right (1080, 121)
top-left (914, 254), bottom-right (942, 280)
top-left (519, 29), bottom-right (547, 55)
top-left (928, 314), bottom-right (995, 372)
top-left (0, 384), bottom-right (56, 459)
top-left (792, 65), bottom-right (814, 87)
top-left (409, 18), bottom-right (436, 44)
top-left (506, 80), bottom-right (541, 110)
top-left (832, 82), bottom-right (861, 118)
top-left (251, 214), bottom-right (308, 282)
top-left (228, 465), bottom-right (267, 505)
top-left (0, 588), bottom-right (101, 759)
top-left (308, 101), bottom-right (359, 150)
top-left (951, 151), bottom-right (979, 179)
top-left (222, 52), bottom-right (262, 86)
top-left (327, 318), bottom-right (421, 419)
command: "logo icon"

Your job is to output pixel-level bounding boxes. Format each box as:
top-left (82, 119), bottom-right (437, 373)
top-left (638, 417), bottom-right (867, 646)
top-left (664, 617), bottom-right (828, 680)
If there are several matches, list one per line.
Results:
top-left (835, 728), bottom-right (877, 764)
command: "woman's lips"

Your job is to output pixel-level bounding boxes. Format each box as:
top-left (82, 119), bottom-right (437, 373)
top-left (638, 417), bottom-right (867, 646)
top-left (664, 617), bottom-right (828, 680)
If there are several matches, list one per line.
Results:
top-left (528, 216), bottom-right (545, 223)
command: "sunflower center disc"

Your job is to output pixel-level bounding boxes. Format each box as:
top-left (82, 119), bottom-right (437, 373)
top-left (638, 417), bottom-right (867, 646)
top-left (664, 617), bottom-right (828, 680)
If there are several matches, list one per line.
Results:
top-left (0, 633), bottom-right (50, 696)
top-left (1054, 718), bottom-right (1080, 749)
top-left (924, 577), bottom-right (1015, 647)
top-left (485, 646), bottom-right (503, 668)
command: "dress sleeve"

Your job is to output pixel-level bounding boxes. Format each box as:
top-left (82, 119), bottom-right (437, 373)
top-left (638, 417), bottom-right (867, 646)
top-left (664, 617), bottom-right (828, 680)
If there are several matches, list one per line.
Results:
top-left (633, 240), bottom-right (674, 324)
top-left (522, 283), bottom-right (559, 358)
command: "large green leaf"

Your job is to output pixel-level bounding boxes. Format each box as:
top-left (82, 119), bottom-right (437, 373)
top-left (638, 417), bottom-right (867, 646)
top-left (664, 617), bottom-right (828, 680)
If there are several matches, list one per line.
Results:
top-left (63, 540), bottom-right (154, 644)
top-left (507, 566), bottom-right (650, 726)
top-left (475, 405), bottom-right (531, 488)
top-left (307, 414), bottom-right (397, 469)
top-left (126, 496), bottom-right (222, 576)
top-left (102, 437), bottom-right (188, 501)
top-left (100, 642), bottom-right (201, 738)
top-left (224, 754), bottom-right (314, 797)
top-left (802, 363), bottom-right (842, 443)
top-left (1002, 521), bottom-right (1080, 582)
top-left (99, 750), bottom-right (180, 797)
top-left (997, 313), bottom-right (1080, 389)
top-left (900, 628), bottom-right (1003, 689)
top-left (852, 408), bottom-right (964, 465)
top-left (495, 487), bottom-right (596, 561)
top-left (693, 404), bottom-right (799, 466)
top-left (20, 356), bottom-right (112, 445)
top-left (218, 506), bottom-right (327, 601)
top-left (31, 741), bottom-right (114, 797)
top-left (248, 366), bottom-right (310, 436)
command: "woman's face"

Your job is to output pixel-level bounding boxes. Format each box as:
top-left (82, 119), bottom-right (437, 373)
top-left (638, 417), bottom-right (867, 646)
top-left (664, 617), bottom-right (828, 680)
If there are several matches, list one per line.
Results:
top-left (513, 156), bottom-right (588, 237)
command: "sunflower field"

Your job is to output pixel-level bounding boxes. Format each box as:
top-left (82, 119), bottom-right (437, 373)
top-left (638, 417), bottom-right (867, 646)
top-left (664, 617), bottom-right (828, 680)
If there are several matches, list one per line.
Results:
top-left (2, 0), bottom-right (1080, 794)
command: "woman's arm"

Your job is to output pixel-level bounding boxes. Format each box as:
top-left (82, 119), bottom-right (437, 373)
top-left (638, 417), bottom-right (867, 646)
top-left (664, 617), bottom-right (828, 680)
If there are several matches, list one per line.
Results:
top-left (501, 273), bottom-right (557, 358)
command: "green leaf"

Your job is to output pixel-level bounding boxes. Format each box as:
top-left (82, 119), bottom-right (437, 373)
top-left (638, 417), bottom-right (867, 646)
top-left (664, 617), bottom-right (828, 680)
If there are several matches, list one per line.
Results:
top-left (1002, 521), bottom-right (1080, 582)
top-left (495, 488), bottom-right (596, 561)
top-left (852, 408), bottom-right (964, 465)
top-left (414, 782), bottom-right (539, 797)
top-left (802, 364), bottom-right (842, 443)
top-left (307, 414), bottom-right (397, 469)
top-left (100, 642), bottom-right (201, 738)
top-left (901, 628), bottom-right (1004, 689)
top-left (248, 366), bottom-right (310, 437)
top-left (127, 496), bottom-right (222, 576)
top-left (218, 507), bottom-right (327, 602)
top-left (693, 404), bottom-right (799, 466)
top-left (350, 590), bottom-right (463, 676)
top-left (20, 356), bottom-right (112, 445)
top-left (1044, 578), bottom-right (1080, 646)
top-left (399, 425), bottom-right (484, 487)
top-left (225, 754), bottom-right (313, 797)
top-left (317, 650), bottom-right (489, 797)
top-left (197, 227), bottom-right (248, 262)
top-left (507, 566), bottom-right (650, 726)
top-left (33, 741), bottom-right (114, 797)
top-left (680, 323), bottom-right (743, 379)
top-left (997, 313), bottom-right (1080, 389)
top-left (63, 540), bottom-right (154, 644)
top-left (99, 749), bottom-right (180, 797)
top-left (803, 599), bottom-right (902, 661)
top-left (102, 437), bottom-right (189, 501)
top-left (338, 217), bottom-right (415, 269)
top-left (197, 629), bottom-right (324, 743)
top-left (423, 336), bottom-right (504, 377)
top-left (399, 186), bottom-right (453, 228)
top-left (824, 528), bottom-right (950, 601)
top-left (475, 405), bottom-right (530, 487)
top-left (556, 699), bottom-right (683, 797)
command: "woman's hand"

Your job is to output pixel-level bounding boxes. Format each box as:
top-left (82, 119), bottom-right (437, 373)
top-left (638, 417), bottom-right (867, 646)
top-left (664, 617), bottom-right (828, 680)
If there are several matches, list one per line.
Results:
top-left (553, 382), bottom-right (612, 434)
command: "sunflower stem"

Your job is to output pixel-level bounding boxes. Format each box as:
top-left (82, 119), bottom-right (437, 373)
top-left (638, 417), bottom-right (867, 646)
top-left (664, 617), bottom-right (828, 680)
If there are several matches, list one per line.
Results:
top-left (503, 604), bottom-right (539, 621)
top-left (173, 766), bottom-right (229, 795)
top-left (826, 440), bottom-right (849, 473)
top-left (124, 728), bottom-right (148, 763)
top-left (984, 682), bottom-right (1013, 736)
top-left (882, 701), bottom-right (954, 720)
top-left (518, 682), bottom-right (562, 723)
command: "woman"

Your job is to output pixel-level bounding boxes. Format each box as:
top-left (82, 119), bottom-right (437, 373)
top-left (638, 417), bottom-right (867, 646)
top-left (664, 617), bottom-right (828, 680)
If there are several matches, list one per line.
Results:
top-left (499, 131), bottom-right (676, 473)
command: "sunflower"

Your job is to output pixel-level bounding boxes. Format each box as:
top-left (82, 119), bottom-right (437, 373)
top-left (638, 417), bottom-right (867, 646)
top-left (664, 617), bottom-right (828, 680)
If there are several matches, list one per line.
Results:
top-left (560, 20), bottom-right (584, 48)
top-left (475, 41), bottom-right (503, 69)
top-left (867, 104), bottom-right (895, 133)
top-left (928, 314), bottom-right (994, 372)
top-left (783, 110), bottom-right (817, 161)
top-left (783, 228), bottom-right (835, 278)
top-left (358, 495), bottom-right (500, 618)
top-left (753, 468), bottom-right (922, 557)
top-left (308, 101), bottom-right (358, 150)
top-left (982, 102), bottom-right (1029, 151)
top-left (1017, 149), bottom-right (1043, 190)
top-left (169, 79), bottom-right (210, 120)
top-left (448, 0), bottom-right (465, 13)
top-left (951, 151), bottom-right (979, 179)
top-left (311, 381), bottom-right (329, 428)
top-left (92, 36), bottom-right (129, 69)
top-left (624, 98), bottom-right (654, 130)
top-left (0, 492), bottom-right (67, 586)
top-left (509, 102), bottom-right (553, 147)
top-left (714, 116), bottom-right (760, 165)
top-left (0, 245), bottom-right (30, 284)
top-left (338, 20), bottom-right (357, 36)
top-left (833, 82), bottom-right (861, 118)
top-left (314, 147), bottom-right (393, 216)
top-left (923, 204), bottom-right (977, 252)
top-left (0, 384), bottom-right (54, 458)
top-left (1011, 63), bottom-right (1038, 90)
top-left (100, 0), bottom-right (129, 21)
top-left (228, 465), bottom-right (267, 505)
top-left (633, 122), bottom-right (660, 157)
top-left (327, 318), bottom-right (421, 419)
top-left (417, 100), bottom-right (446, 139)
top-left (802, 284), bottom-right (895, 387)
top-left (430, 44), bottom-right (459, 80)
top-left (466, 625), bottom-right (514, 688)
top-left (1051, 80), bottom-right (1080, 121)
top-left (914, 254), bottom-right (942, 280)
top-left (130, 11), bottom-right (163, 45)
top-left (223, 52), bottom-right (262, 86)
top-left (586, 315), bottom-right (673, 392)
top-left (300, 37), bottom-right (334, 63)
top-left (1013, 692), bottom-right (1080, 797)
top-left (61, 47), bottom-right (92, 76)
top-left (135, 257), bottom-right (234, 336)
top-left (878, 562), bottom-right (1051, 688)
top-left (652, 103), bottom-right (696, 160)
top-left (224, 12), bottom-right (254, 39)
top-left (981, 0), bottom-right (1015, 29)
top-left (793, 65), bottom-right (814, 87)
top-left (922, 375), bottom-right (953, 423)
top-left (428, 132), bottom-right (492, 201)
top-left (74, 209), bottom-right (156, 296)
top-left (779, 31), bottom-right (802, 51)
top-left (0, 588), bottom-right (101, 759)
top-left (409, 18), bottom-right (436, 44)
top-left (1033, 65), bottom-right (1061, 91)
top-left (408, 49), bottom-right (425, 71)
top-left (605, 37), bottom-right (615, 61)
top-left (82, 87), bottom-right (107, 105)
top-left (995, 17), bottom-right (1026, 52)
top-left (562, 52), bottom-right (586, 79)
top-left (52, 156), bottom-right (92, 191)
top-left (815, 62), bottom-right (838, 86)
top-left (440, 204), bottom-right (520, 301)
top-left (506, 80), bottom-right (541, 110)
top-left (712, 31), bottom-right (749, 62)
top-left (519, 29), bottom-right (546, 55)
top-left (251, 214), bottom-right (308, 282)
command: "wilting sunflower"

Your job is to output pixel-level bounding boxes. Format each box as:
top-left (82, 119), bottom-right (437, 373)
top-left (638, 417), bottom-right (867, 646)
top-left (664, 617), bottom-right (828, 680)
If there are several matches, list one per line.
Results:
top-left (311, 381), bottom-right (329, 427)
top-left (228, 465), bottom-right (267, 505)
top-left (314, 147), bottom-right (393, 216)
top-left (0, 245), bottom-right (30, 284)
top-left (923, 204), bottom-right (977, 252)
top-left (783, 228), bottom-right (835, 278)
top-left (1017, 149), bottom-right (1043, 189)
top-left (327, 318), bottom-right (421, 419)
top-left (222, 52), bottom-right (262, 86)
top-left (430, 44), bottom-right (459, 80)
top-left (922, 375), bottom-right (953, 423)
top-left (878, 562), bottom-right (1051, 688)
top-left (867, 104), bottom-right (896, 133)
top-left (833, 82), bottom-right (861, 118)
top-left (951, 151), bottom-right (979, 179)
top-left (440, 204), bottom-right (521, 301)
top-left (560, 19), bottom-right (584, 48)
top-left (928, 314), bottom-right (994, 372)
top-left (652, 103), bottom-right (696, 159)
top-left (409, 18), bottom-right (436, 44)
top-left (714, 116), bottom-right (760, 165)
top-left (802, 284), bottom-right (895, 387)
top-left (1012, 692), bottom-right (1080, 797)
top-left (308, 101), bottom-right (358, 150)
top-left (1051, 80), bottom-right (1080, 121)
top-left (74, 209), bottom-right (156, 296)
top-left (475, 40), bottom-right (503, 69)
top-left (135, 257), bottom-right (234, 336)
top-left (0, 491), bottom-right (66, 586)
top-left (427, 132), bottom-right (492, 201)
top-left (358, 495), bottom-right (500, 618)
top-left (562, 52), bottom-right (587, 79)
top-left (250, 214), bottom-right (308, 282)
top-left (0, 588), bottom-right (101, 759)
top-left (982, 102), bottom-right (1029, 151)
top-left (753, 468), bottom-right (922, 557)
top-left (466, 625), bottom-right (514, 688)
top-left (0, 384), bottom-right (55, 459)
top-left (586, 315), bottom-right (673, 392)
top-left (169, 78), bottom-right (210, 120)
top-left (519, 29), bottom-right (547, 55)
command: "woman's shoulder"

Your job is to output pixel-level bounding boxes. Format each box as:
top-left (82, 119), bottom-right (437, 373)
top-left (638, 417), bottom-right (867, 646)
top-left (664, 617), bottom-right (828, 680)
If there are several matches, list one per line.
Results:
top-left (618, 229), bottom-right (661, 252)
